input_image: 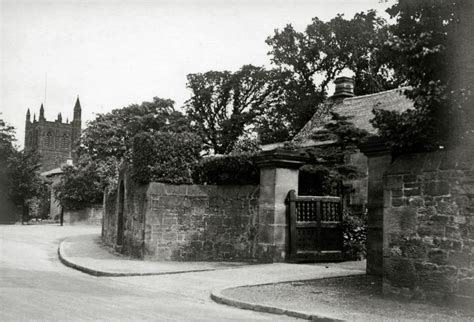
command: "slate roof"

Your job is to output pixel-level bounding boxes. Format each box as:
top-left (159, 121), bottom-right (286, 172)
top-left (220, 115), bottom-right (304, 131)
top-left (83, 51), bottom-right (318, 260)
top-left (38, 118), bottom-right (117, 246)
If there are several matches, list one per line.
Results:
top-left (293, 87), bottom-right (413, 142)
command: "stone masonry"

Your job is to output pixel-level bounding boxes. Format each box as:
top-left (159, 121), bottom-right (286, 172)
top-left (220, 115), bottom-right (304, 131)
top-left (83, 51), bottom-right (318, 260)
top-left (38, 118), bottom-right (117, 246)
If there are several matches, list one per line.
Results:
top-left (102, 189), bottom-right (117, 249)
top-left (102, 150), bottom-right (308, 262)
top-left (383, 149), bottom-right (474, 302)
top-left (144, 183), bottom-right (259, 261)
top-left (102, 178), bottom-right (259, 261)
top-left (63, 204), bottom-right (103, 225)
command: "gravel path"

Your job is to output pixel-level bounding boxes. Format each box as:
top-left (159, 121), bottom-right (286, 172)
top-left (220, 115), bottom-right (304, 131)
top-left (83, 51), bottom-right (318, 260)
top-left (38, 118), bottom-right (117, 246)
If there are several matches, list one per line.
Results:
top-left (222, 275), bottom-right (474, 321)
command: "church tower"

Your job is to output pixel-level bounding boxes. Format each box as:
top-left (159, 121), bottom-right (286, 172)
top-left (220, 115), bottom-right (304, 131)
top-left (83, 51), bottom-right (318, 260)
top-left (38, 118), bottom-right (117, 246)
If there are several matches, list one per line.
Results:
top-left (24, 97), bottom-right (82, 172)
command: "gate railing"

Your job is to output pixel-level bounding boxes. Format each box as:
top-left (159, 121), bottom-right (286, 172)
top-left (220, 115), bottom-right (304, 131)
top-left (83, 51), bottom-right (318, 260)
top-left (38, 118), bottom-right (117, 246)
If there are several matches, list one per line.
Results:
top-left (286, 190), bottom-right (343, 262)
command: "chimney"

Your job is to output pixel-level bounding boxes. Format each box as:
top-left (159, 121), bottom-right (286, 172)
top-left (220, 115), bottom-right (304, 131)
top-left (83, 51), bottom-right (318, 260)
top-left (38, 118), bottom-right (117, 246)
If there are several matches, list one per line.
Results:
top-left (332, 76), bottom-right (354, 99)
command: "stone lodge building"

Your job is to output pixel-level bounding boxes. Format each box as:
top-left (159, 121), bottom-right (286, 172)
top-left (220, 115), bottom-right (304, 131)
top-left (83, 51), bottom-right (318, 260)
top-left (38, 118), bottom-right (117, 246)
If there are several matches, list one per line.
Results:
top-left (264, 77), bottom-right (413, 215)
top-left (24, 97), bottom-right (82, 172)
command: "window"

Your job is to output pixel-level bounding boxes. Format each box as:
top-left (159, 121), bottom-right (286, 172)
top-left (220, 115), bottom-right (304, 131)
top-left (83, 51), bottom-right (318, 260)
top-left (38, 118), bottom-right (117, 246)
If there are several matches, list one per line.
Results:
top-left (61, 133), bottom-right (70, 149)
top-left (45, 131), bottom-right (53, 148)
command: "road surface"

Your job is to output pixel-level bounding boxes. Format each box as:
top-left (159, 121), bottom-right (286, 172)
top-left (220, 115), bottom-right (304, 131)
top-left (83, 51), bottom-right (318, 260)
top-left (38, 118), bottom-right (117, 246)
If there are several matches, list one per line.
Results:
top-left (0, 225), bottom-right (293, 321)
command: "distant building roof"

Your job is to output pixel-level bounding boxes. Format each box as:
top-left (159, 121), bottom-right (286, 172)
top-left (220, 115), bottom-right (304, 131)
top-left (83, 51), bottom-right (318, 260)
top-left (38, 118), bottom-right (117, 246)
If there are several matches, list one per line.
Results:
top-left (293, 87), bottom-right (413, 142)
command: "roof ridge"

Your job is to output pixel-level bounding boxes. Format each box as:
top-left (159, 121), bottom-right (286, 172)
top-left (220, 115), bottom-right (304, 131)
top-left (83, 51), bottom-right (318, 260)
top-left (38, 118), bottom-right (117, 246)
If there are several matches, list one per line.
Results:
top-left (343, 86), bottom-right (410, 101)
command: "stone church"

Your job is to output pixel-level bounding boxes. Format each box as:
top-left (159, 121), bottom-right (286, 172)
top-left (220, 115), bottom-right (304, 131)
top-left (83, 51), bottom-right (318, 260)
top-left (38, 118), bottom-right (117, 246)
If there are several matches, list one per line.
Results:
top-left (24, 97), bottom-right (82, 172)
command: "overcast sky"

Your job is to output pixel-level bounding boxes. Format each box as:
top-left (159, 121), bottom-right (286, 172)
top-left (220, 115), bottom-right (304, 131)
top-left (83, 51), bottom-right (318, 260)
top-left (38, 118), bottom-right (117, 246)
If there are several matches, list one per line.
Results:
top-left (1, 0), bottom-right (394, 147)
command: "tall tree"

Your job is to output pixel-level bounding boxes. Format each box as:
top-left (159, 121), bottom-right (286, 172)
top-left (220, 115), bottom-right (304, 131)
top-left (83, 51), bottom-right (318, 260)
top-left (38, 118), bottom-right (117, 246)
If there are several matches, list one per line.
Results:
top-left (81, 97), bottom-right (190, 162)
top-left (53, 155), bottom-right (105, 210)
top-left (78, 97), bottom-right (191, 191)
top-left (0, 118), bottom-right (16, 202)
top-left (371, 0), bottom-right (472, 153)
top-left (0, 118), bottom-right (44, 212)
top-left (267, 10), bottom-right (398, 96)
top-left (255, 70), bottom-right (325, 144)
top-left (185, 65), bottom-right (274, 154)
top-left (260, 10), bottom-right (399, 144)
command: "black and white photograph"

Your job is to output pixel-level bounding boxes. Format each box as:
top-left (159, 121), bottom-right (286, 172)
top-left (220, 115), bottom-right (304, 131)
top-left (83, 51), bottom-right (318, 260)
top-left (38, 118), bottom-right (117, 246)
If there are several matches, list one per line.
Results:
top-left (1, 0), bottom-right (473, 320)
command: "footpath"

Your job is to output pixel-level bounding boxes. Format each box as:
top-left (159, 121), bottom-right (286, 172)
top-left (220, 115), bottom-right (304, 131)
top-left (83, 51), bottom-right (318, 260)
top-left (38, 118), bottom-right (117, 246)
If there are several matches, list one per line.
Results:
top-left (59, 234), bottom-right (365, 320)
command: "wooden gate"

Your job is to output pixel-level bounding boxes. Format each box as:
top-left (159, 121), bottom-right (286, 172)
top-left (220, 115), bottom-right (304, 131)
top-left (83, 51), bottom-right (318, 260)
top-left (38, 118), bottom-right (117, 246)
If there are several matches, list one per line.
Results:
top-left (286, 190), bottom-right (343, 262)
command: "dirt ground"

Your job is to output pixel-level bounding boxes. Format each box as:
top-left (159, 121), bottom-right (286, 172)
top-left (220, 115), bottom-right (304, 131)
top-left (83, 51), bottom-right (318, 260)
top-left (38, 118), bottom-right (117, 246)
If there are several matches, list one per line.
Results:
top-left (222, 275), bottom-right (474, 321)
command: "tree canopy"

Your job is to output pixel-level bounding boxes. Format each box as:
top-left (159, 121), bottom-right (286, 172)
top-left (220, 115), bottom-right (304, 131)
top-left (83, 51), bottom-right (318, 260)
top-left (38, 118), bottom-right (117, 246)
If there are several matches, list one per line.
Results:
top-left (371, 0), bottom-right (472, 153)
top-left (185, 11), bottom-right (399, 146)
top-left (131, 131), bottom-right (202, 185)
top-left (53, 155), bottom-right (104, 210)
top-left (55, 97), bottom-right (192, 209)
top-left (78, 97), bottom-right (191, 189)
top-left (0, 118), bottom-right (44, 209)
top-left (81, 97), bottom-right (190, 163)
top-left (256, 10), bottom-right (400, 144)
top-left (185, 65), bottom-right (275, 154)
top-left (267, 10), bottom-right (398, 96)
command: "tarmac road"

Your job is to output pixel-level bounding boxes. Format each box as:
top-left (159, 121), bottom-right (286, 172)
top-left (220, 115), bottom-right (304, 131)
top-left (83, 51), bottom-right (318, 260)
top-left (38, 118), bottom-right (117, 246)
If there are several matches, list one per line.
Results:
top-left (0, 225), bottom-right (293, 321)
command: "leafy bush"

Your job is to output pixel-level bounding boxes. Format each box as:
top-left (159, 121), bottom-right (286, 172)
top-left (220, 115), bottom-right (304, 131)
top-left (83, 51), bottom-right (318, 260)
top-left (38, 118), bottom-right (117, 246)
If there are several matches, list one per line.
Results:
top-left (230, 135), bottom-right (261, 154)
top-left (192, 153), bottom-right (259, 185)
top-left (131, 131), bottom-right (202, 184)
top-left (27, 181), bottom-right (51, 219)
top-left (54, 159), bottom-right (104, 210)
top-left (342, 209), bottom-right (367, 260)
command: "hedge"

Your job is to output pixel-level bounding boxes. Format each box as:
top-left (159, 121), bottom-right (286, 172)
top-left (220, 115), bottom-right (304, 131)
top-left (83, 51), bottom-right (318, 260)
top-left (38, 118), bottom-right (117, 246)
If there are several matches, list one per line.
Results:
top-left (192, 153), bottom-right (259, 185)
top-left (131, 131), bottom-right (202, 184)
top-left (342, 209), bottom-right (367, 260)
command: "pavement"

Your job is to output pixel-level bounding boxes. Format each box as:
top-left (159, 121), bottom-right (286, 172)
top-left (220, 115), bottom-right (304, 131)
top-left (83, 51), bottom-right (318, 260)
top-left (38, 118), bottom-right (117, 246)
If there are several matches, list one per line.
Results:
top-left (59, 232), bottom-right (366, 320)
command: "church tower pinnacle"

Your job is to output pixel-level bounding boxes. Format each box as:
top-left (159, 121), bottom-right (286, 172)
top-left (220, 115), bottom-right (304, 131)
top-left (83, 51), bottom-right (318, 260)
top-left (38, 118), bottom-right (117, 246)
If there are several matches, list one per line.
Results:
top-left (73, 96), bottom-right (81, 121)
top-left (25, 109), bottom-right (31, 148)
top-left (39, 103), bottom-right (45, 121)
top-left (71, 96), bottom-right (82, 161)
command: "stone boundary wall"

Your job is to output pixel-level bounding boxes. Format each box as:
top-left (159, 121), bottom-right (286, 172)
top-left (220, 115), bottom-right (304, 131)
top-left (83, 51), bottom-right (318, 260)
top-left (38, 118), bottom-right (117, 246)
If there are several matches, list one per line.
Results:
top-left (383, 149), bottom-right (474, 302)
top-left (144, 183), bottom-right (259, 261)
top-left (102, 190), bottom-right (117, 247)
top-left (101, 151), bottom-right (314, 263)
top-left (101, 175), bottom-right (146, 259)
top-left (119, 178), bottom-right (147, 258)
top-left (64, 204), bottom-right (103, 225)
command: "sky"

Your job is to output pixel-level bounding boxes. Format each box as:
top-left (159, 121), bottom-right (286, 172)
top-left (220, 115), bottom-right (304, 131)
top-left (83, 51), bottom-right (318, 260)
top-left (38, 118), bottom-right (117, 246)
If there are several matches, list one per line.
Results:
top-left (1, 0), bottom-right (395, 148)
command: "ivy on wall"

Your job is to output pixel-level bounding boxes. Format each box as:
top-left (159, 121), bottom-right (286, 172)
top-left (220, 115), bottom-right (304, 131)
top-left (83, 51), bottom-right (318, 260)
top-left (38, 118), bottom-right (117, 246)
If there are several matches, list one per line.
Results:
top-left (131, 131), bottom-right (202, 185)
top-left (192, 153), bottom-right (260, 185)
